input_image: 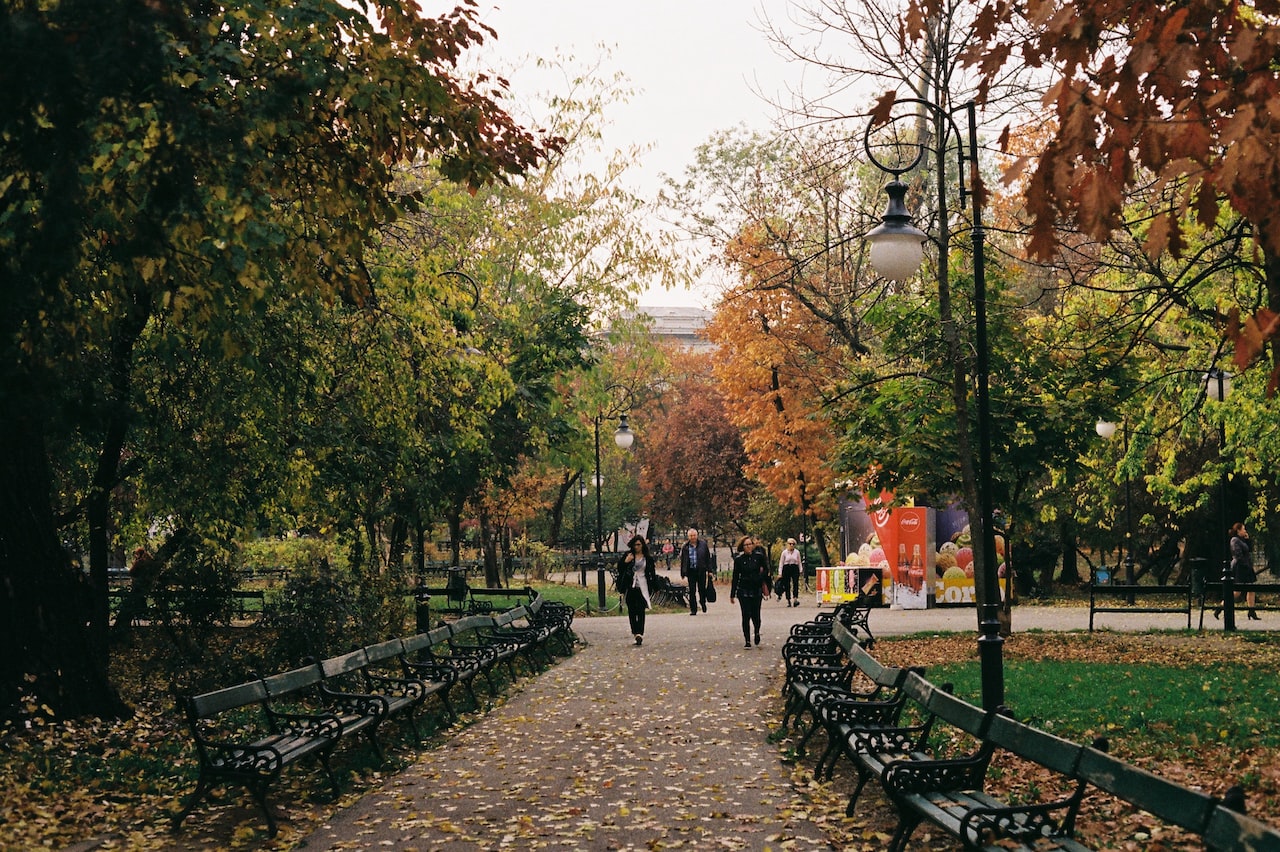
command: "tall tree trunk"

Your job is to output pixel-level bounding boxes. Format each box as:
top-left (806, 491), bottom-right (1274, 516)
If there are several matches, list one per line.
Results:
top-left (478, 506), bottom-right (500, 587)
top-left (387, 516), bottom-right (409, 572)
top-left (0, 414), bottom-right (129, 722)
top-left (814, 524), bottom-right (833, 569)
top-left (547, 473), bottom-right (573, 549)
top-left (448, 504), bottom-right (463, 566)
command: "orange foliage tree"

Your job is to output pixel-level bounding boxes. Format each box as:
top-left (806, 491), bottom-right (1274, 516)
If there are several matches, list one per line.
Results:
top-left (705, 230), bottom-right (846, 565)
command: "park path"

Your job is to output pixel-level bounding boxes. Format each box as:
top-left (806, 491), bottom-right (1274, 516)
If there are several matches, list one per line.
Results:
top-left (306, 593), bottom-right (837, 851)
top-left (302, 588), bottom-right (1277, 850)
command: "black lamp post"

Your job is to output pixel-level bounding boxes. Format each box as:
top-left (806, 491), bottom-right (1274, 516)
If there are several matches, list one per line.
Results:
top-left (864, 98), bottom-right (1003, 711)
top-left (577, 477), bottom-right (588, 586)
top-left (1095, 419), bottom-right (1136, 602)
top-left (594, 389), bottom-right (635, 610)
top-left (1204, 367), bottom-right (1235, 631)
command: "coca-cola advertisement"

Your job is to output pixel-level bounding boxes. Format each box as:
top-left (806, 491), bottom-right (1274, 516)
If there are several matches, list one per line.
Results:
top-left (892, 507), bottom-right (935, 609)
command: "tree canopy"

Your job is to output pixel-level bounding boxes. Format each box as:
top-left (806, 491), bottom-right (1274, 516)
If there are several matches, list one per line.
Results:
top-left (0, 0), bottom-right (559, 721)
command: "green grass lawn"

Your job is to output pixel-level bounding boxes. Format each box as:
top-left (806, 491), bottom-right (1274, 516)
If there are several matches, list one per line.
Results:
top-left (882, 631), bottom-right (1280, 768)
top-left (929, 659), bottom-right (1280, 752)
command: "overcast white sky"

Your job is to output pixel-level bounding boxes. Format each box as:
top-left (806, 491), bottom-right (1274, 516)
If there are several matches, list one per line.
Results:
top-left (462, 1), bottom-right (813, 307)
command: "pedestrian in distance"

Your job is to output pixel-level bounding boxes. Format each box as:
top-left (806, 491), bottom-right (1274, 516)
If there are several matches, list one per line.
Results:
top-left (1214, 522), bottom-right (1259, 621)
top-left (1231, 522), bottom-right (1259, 621)
top-left (680, 527), bottom-right (713, 615)
top-left (617, 535), bottom-right (658, 644)
top-left (778, 538), bottom-right (803, 607)
top-left (730, 535), bottom-right (771, 648)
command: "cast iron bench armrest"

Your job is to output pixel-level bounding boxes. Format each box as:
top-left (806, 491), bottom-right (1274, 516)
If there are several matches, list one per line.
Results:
top-left (882, 745), bottom-right (994, 797)
top-left (787, 660), bottom-right (853, 686)
top-left (400, 655), bottom-right (458, 685)
top-left (195, 737), bottom-right (292, 773)
top-left (363, 670), bottom-right (428, 700)
top-left (958, 791), bottom-right (1088, 849)
top-left (815, 690), bottom-right (903, 728)
top-left (848, 720), bottom-right (935, 755)
top-left (261, 706), bottom-right (345, 739)
top-left (807, 681), bottom-right (884, 704)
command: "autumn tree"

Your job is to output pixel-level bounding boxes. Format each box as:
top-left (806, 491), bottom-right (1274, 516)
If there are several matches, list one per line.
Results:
top-left (930, 0), bottom-right (1280, 386)
top-left (702, 238), bottom-right (846, 565)
top-left (639, 351), bottom-right (751, 545)
top-left (0, 0), bottom-right (556, 721)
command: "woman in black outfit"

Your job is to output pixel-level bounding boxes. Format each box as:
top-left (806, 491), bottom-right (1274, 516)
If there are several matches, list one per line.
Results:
top-left (730, 535), bottom-right (771, 648)
top-left (617, 535), bottom-right (658, 644)
top-left (1231, 523), bottom-right (1259, 620)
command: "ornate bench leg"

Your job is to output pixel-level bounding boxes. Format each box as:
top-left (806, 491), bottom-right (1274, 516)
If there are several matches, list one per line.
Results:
top-left (171, 776), bottom-right (212, 832)
top-left (887, 811), bottom-right (922, 852)
top-left (246, 779), bottom-right (280, 838)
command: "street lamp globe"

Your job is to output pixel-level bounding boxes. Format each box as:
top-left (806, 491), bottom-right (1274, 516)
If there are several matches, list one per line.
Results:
top-left (614, 415), bottom-right (635, 450)
top-left (1203, 368), bottom-right (1232, 402)
top-left (1095, 419), bottom-right (1119, 440)
top-left (866, 179), bottom-right (928, 281)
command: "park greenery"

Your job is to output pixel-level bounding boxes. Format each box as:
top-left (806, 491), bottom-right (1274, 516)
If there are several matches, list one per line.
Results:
top-left (3, 8), bottom-right (1280, 843)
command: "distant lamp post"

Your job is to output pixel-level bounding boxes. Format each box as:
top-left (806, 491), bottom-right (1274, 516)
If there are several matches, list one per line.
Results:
top-left (578, 478), bottom-right (589, 585)
top-left (864, 97), bottom-right (1003, 711)
top-left (593, 386), bottom-right (636, 609)
top-left (1095, 419), bottom-right (1137, 599)
top-left (1203, 367), bottom-right (1235, 631)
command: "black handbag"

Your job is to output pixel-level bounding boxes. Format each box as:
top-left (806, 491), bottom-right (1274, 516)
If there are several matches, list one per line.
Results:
top-left (704, 575), bottom-right (717, 603)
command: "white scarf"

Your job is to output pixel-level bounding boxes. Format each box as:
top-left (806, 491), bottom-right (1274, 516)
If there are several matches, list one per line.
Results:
top-left (632, 555), bottom-right (651, 607)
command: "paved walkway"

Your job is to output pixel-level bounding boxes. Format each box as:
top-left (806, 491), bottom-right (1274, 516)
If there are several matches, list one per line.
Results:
top-left (304, 590), bottom-right (1276, 850)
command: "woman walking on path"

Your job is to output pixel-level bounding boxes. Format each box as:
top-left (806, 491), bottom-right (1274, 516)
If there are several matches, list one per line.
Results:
top-left (777, 538), bottom-right (802, 606)
top-left (617, 535), bottom-right (658, 644)
top-left (730, 535), bottom-right (771, 648)
top-left (1232, 523), bottom-right (1259, 621)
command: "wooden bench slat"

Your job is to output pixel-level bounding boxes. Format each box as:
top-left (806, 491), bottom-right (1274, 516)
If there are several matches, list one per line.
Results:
top-left (984, 714), bottom-right (1083, 776)
top-left (1075, 746), bottom-right (1217, 832)
top-left (1202, 804), bottom-right (1280, 852)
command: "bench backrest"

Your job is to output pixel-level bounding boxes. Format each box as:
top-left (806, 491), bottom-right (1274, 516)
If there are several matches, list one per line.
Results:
top-left (1202, 803), bottom-right (1280, 852)
top-left (493, 608), bottom-right (521, 628)
top-left (451, 614), bottom-right (492, 636)
top-left (1076, 744), bottom-right (1217, 833)
top-left (845, 637), bottom-right (904, 690)
top-left (400, 632), bottom-right (432, 656)
top-left (260, 663), bottom-right (324, 697)
top-left (364, 638), bottom-right (403, 667)
top-left (914, 675), bottom-right (992, 738)
top-left (187, 679), bottom-right (268, 719)
top-left (983, 713), bottom-right (1083, 776)
top-left (319, 649), bottom-right (368, 680)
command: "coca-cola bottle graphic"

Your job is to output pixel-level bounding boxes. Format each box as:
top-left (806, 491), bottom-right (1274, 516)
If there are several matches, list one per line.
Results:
top-left (908, 544), bottom-right (926, 593)
top-left (896, 544), bottom-right (909, 605)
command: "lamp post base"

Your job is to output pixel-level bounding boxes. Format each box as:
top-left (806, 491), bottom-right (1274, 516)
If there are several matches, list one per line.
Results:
top-left (978, 609), bottom-right (1005, 711)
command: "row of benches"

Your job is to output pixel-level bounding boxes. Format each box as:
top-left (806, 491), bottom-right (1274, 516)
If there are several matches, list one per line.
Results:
top-left (413, 583), bottom-right (538, 616)
top-left (171, 595), bottom-right (574, 837)
top-left (109, 588), bottom-right (270, 625)
top-left (1089, 572), bottom-right (1280, 630)
top-left (781, 603), bottom-right (1280, 851)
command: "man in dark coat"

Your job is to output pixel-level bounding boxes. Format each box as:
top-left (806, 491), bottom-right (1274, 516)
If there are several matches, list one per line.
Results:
top-left (679, 527), bottom-right (713, 615)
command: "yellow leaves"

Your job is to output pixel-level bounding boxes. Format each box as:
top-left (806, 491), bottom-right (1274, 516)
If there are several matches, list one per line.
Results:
top-left (133, 256), bottom-right (165, 283)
